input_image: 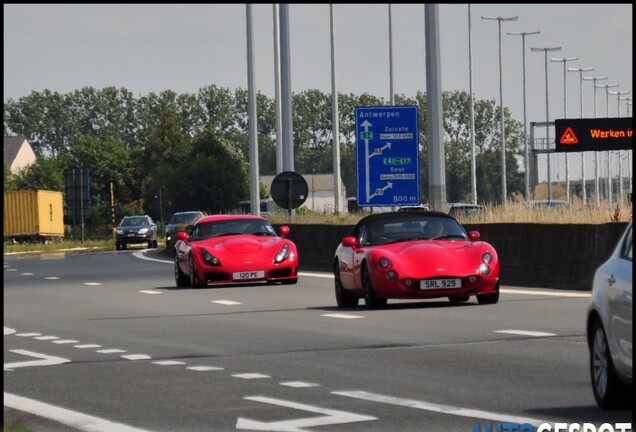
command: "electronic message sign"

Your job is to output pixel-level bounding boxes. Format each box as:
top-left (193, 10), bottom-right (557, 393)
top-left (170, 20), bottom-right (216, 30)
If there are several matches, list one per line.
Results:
top-left (554, 117), bottom-right (632, 152)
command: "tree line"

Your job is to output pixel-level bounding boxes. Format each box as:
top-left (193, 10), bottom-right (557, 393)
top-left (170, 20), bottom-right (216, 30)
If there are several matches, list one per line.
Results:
top-left (3, 85), bottom-right (526, 231)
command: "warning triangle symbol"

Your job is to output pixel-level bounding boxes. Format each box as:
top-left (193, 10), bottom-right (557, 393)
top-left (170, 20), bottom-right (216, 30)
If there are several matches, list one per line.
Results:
top-left (560, 127), bottom-right (578, 145)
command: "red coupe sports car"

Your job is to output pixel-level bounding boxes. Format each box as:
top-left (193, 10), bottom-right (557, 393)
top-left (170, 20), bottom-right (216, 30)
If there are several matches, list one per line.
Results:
top-left (173, 214), bottom-right (298, 287)
top-left (333, 211), bottom-right (500, 309)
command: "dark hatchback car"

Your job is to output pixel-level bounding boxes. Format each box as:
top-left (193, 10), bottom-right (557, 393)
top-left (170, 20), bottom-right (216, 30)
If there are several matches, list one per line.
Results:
top-left (115, 215), bottom-right (158, 250)
top-left (165, 211), bottom-right (205, 251)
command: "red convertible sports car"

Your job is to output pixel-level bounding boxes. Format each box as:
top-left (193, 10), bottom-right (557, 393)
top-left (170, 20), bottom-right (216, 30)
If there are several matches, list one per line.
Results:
top-left (333, 211), bottom-right (500, 309)
top-left (174, 214), bottom-right (298, 287)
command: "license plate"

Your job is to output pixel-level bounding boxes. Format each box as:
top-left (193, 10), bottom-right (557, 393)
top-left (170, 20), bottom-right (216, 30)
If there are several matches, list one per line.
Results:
top-left (420, 278), bottom-right (462, 289)
top-left (127, 233), bottom-right (136, 237)
top-left (233, 270), bottom-right (265, 280)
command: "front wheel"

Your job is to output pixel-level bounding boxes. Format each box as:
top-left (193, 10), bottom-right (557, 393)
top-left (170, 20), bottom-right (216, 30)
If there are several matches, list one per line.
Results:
top-left (589, 319), bottom-right (630, 409)
top-left (174, 254), bottom-right (188, 287)
top-left (362, 264), bottom-right (387, 310)
top-left (334, 261), bottom-right (359, 308)
top-left (188, 254), bottom-right (202, 288)
top-left (477, 285), bottom-right (499, 305)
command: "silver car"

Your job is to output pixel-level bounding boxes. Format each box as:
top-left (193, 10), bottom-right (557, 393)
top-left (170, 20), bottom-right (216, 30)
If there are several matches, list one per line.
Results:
top-left (586, 221), bottom-right (632, 409)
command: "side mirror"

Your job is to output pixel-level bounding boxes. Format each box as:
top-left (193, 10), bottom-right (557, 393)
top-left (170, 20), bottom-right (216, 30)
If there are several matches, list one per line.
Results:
top-left (342, 236), bottom-right (358, 248)
top-left (279, 225), bottom-right (290, 238)
top-left (468, 230), bottom-right (480, 241)
top-left (176, 231), bottom-right (188, 242)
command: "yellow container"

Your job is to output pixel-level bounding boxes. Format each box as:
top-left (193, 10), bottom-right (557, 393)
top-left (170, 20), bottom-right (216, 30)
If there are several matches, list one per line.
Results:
top-left (3, 190), bottom-right (65, 238)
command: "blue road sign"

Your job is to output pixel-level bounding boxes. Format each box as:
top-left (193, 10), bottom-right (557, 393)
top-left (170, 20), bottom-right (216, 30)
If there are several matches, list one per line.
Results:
top-left (355, 106), bottom-right (419, 207)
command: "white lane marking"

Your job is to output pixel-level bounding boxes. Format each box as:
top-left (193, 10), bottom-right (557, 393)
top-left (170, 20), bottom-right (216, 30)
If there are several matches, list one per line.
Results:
top-left (16, 332), bottom-right (41, 337)
top-left (212, 300), bottom-right (242, 305)
top-left (52, 339), bottom-right (79, 344)
top-left (74, 344), bottom-right (101, 349)
top-left (321, 313), bottom-right (365, 319)
top-left (232, 373), bottom-right (270, 379)
top-left (236, 395), bottom-right (376, 431)
top-left (280, 381), bottom-right (320, 388)
top-left (96, 349), bottom-right (126, 354)
top-left (35, 336), bottom-right (59, 341)
top-left (4, 350), bottom-right (70, 370)
top-left (21, 272), bottom-right (34, 275)
top-left (300, 271), bottom-right (333, 279)
top-left (187, 366), bottom-right (224, 371)
top-left (121, 354), bottom-right (151, 360)
top-left (44, 276), bottom-right (60, 280)
top-left (139, 290), bottom-right (162, 294)
top-left (332, 390), bottom-right (549, 427)
top-left (152, 360), bottom-right (186, 366)
top-left (84, 282), bottom-right (102, 286)
top-left (500, 288), bottom-right (590, 298)
top-left (7, 268), bottom-right (17, 271)
top-left (4, 327), bottom-right (16, 335)
top-left (495, 330), bottom-right (556, 337)
top-left (4, 392), bottom-right (154, 432)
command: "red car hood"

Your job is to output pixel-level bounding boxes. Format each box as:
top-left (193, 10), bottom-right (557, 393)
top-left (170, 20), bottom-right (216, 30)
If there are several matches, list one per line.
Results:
top-left (199, 235), bottom-right (283, 254)
top-left (373, 240), bottom-right (491, 276)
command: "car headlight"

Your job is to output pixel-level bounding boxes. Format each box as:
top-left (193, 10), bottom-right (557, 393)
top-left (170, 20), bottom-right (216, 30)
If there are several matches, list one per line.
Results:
top-left (116, 229), bottom-right (123, 235)
top-left (379, 257), bottom-right (392, 268)
top-left (482, 252), bottom-right (493, 264)
top-left (139, 228), bottom-right (149, 234)
top-left (274, 244), bottom-right (289, 263)
top-left (200, 248), bottom-right (220, 266)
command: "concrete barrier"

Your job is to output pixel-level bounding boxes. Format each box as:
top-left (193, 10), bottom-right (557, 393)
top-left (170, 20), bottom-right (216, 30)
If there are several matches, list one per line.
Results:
top-left (275, 222), bottom-right (629, 291)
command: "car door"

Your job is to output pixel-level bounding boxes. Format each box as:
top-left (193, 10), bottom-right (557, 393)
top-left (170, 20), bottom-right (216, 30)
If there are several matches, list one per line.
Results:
top-left (607, 224), bottom-right (632, 380)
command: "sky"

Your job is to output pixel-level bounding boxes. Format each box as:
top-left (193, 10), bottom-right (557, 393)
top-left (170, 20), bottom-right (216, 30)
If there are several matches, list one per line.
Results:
top-left (3, 4), bottom-right (633, 184)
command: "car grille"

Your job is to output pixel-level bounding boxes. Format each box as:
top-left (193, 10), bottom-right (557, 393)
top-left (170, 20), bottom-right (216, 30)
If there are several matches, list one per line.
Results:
top-left (203, 272), bottom-right (231, 282)
top-left (268, 268), bottom-right (294, 278)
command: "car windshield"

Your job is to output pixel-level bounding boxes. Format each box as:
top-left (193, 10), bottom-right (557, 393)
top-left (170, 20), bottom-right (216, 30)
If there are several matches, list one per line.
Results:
top-left (170, 212), bottom-right (203, 225)
top-left (120, 216), bottom-right (149, 227)
top-left (190, 219), bottom-right (276, 240)
top-left (360, 215), bottom-right (467, 246)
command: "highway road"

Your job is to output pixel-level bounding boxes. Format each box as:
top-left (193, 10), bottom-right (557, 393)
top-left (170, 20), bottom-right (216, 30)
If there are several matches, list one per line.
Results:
top-left (4, 249), bottom-right (632, 431)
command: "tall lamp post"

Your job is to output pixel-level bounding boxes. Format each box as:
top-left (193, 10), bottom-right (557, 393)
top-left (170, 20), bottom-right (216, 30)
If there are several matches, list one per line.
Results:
top-left (507, 30), bottom-right (540, 201)
top-left (597, 82), bottom-right (619, 206)
top-left (482, 15), bottom-right (518, 205)
top-left (609, 90), bottom-right (630, 203)
top-left (531, 46), bottom-right (561, 202)
top-left (550, 56), bottom-right (578, 203)
top-left (582, 75), bottom-right (607, 206)
top-left (568, 66), bottom-right (594, 204)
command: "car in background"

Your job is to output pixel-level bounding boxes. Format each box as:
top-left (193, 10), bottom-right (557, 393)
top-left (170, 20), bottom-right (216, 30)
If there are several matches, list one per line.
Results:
top-left (333, 211), bottom-right (500, 309)
top-left (448, 203), bottom-right (485, 218)
top-left (115, 215), bottom-right (158, 250)
top-left (523, 199), bottom-right (571, 210)
top-left (165, 211), bottom-right (205, 250)
top-left (398, 204), bottom-right (430, 212)
top-left (586, 221), bottom-right (632, 409)
top-left (173, 214), bottom-right (298, 287)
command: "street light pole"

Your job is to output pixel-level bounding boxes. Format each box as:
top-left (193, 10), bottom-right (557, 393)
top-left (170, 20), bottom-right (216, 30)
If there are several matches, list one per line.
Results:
top-left (482, 15), bottom-right (518, 206)
top-left (550, 56), bottom-right (578, 203)
top-left (508, 30), bottom-right (540, 201)
top-left (582, 75), bottom-right (607, 206)
top-left (597, 83), bottom-right (619, 206)
top-left (568, 66), bottom-right (593, 204)
top-left (531, 46), bottom-right (561, 202)
top-left (609, 90), bottom-right (630, 203)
